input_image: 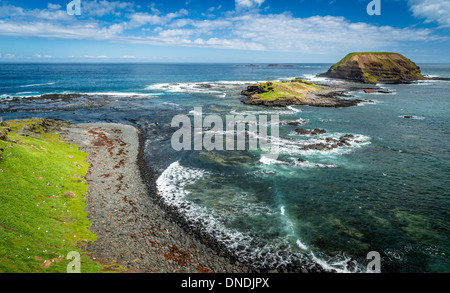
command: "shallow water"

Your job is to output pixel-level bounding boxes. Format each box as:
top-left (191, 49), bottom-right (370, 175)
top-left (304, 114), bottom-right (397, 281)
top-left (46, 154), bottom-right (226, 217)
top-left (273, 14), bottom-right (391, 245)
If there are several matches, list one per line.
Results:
top-left (1, 63), bottom-right (449, 272)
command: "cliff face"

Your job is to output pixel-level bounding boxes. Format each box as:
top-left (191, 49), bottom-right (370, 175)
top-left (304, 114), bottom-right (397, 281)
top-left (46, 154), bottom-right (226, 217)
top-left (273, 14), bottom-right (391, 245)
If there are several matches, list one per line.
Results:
top-left (321, 52), bottom-right (425, 83)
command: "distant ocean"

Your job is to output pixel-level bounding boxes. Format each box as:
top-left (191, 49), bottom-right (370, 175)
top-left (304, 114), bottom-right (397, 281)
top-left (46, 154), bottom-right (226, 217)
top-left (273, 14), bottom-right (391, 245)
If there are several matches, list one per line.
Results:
top-left (1, 63), bottom-right (449, 273)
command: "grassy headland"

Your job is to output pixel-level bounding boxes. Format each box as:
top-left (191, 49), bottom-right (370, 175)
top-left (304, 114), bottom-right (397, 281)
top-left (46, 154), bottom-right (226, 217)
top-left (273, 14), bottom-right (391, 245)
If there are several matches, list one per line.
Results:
top-left (0, 118), bottom-right (110, 272)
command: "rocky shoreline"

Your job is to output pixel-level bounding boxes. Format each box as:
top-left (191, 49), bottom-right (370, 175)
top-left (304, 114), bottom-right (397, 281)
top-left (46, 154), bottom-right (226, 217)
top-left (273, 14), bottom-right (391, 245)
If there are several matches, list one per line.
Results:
top-left (61, 123), bottom-right (249, 273)
top-left (134, 123), bottom-right (328, 273)
top-left (59, 122), bottom-right (329, 273)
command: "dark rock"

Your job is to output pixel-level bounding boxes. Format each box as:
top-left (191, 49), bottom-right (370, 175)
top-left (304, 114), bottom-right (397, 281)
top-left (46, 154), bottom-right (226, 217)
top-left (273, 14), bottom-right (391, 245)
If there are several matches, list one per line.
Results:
top-left (425, 76), bottom-right (450, 81)
top-left (341, 134), bottom-right (355, 140)
top-left (282, 121), bottom-right (304, 126)
top-left (294, 128), bottom-right (326, 136)
top-left (346, 258), bottom-right (357, 272)
top-left (363, 89), bottom-right (391, 94)
top-left (268, 64), bottom-right (293, 67)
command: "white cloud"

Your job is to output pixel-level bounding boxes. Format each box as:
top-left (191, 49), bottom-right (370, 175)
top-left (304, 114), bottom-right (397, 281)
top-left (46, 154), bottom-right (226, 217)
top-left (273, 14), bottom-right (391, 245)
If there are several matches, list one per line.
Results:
top-left (235, 0), bottom-right (265, 9)
top-left (409, 0), bottom-right (450, 27)
top-left (161, 13), bottom-right (437, 53)
top-left (0, 19), bottom-right (125, 41)
top-left (158, 28), bottom-right (195, 37)
top-left (129, 13), bottom-right (165, 27)
top-left (82, 0), bottom-right (135, 17)
top-left (128, 9), bottom-right (188, 28)
top-left (47, 3), bottom-right (62, 10)
top-left (227, 14), bottom-right (435, 53)
top-left (0, 3), bottom-right (71, 21)
top-left (0, 5), bottom-right (24, 18)
top-left (0, 1), bottom-right (443, 56)
top-left (34, 54), bottom-right (52, 58)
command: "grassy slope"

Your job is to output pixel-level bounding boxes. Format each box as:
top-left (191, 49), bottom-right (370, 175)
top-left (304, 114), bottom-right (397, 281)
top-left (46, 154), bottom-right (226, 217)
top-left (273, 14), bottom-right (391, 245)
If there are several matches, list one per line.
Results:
top-left (255, 79), bottom-right (324, 101)
top-left (330, 52), bottom-right (395, 70)
top-left (0, 119), bottom-right (113, 273)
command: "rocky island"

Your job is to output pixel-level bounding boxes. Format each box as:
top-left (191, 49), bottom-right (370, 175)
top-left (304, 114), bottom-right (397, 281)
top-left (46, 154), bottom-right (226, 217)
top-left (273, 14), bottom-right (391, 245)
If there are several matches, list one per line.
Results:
top-left (319, 52), bottom-right (425, 83)
top-left (241, 78), bottom-right (368, 107)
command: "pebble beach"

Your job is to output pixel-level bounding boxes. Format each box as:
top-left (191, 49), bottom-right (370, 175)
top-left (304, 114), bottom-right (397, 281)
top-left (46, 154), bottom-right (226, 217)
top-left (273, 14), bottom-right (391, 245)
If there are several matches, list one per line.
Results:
top-left (62, 123), bottom-right (249, 273)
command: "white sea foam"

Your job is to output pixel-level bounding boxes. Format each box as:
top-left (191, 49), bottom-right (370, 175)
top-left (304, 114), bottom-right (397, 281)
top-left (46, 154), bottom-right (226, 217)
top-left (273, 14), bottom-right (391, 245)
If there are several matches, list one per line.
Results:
top-left (357, 99), bottom-right (381, 106)
top-left (414, 79), bottom-right (442, 85)
top-left (0, 91), bottom-right (158, 100)
top-left (15, 91), bottom-right (38, 95)
top-left (162, 102), bottom-right (180, 107)
top-left (269, 132), bottom-right (371, 157)
top-left (81, 91), bottom-right (161, 97)
top-left (18, 82), bottom-right (55, 88)
top-left (301, 74), bottom-right (349, 86)
top-left (309, 252), bottom-right (355, 273)
top-left (292, 159), bottom-right (338, 168)
top-left (156, 161), bottom-right (274, 261)
top-left (146, 81), bottom-right (259, 95)
top-left (230, 107), bottom-right (300, 116)
top-left (281, 118), bottom-right (309, 125)
top-left (0, 92), bottom-right (42, 99)
top-left (296, 239), bottom-right (308, 250)
top-left (156, 160), bottom-right (365, 272)
top-left (259, 155), bottom-right (282, 165)
top-left (302, 74), bottom-right (329, 83)
top-left (156, 161), bottom-right (207, 207)
top-left (286, 105), bottom-right (301, 113)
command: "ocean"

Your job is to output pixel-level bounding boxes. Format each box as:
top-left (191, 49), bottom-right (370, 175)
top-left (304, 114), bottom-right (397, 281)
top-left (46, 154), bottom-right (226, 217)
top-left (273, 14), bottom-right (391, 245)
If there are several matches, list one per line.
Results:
top-left (0, 63), bottom-right (449, 273)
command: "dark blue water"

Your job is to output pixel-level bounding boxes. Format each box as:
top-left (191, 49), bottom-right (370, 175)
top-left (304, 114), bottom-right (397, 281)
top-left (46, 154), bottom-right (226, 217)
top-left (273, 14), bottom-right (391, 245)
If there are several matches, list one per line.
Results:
top-left (1, 63), bottom-right (449, 272)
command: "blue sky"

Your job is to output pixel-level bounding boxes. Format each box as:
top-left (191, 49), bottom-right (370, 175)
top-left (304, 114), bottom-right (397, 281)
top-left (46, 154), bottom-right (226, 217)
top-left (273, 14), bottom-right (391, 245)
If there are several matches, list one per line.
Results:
top-left (0, 0), bottom-right (449, 63)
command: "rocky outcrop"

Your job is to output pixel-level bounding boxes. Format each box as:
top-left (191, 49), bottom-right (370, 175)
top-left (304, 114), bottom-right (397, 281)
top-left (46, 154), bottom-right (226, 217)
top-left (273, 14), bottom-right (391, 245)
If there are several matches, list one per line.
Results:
top-left (320, 52), bottom-right (425, 84)
top-left (294, 128), bottom-right (326, 136)
top-left (241, 79), bottom-right (369, 107)
top-left (300, 134), bottom-right (358, 151)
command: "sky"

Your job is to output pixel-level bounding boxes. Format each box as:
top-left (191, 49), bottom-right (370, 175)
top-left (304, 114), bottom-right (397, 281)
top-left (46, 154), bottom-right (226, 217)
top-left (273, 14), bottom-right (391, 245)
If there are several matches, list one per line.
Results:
top-left (0, 0), bottom-right (449, 63)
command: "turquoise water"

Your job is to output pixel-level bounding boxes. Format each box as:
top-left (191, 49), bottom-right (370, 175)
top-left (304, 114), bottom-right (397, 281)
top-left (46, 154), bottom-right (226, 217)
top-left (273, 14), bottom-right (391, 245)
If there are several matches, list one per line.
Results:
top-left (0, 63), bottom-right (448, 272)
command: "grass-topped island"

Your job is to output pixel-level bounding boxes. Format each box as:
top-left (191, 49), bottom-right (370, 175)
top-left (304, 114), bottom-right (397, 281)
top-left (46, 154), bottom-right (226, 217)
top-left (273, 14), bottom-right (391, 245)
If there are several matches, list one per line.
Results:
top-left (241, 78), bottom-right (367, 107)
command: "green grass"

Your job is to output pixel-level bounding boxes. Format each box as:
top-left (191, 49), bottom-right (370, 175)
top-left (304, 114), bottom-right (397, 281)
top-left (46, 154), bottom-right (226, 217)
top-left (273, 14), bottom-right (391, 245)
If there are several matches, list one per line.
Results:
top-left (256, 80), bottom-right (323, 101)
top-left (0, 118), bottom-right (113, 273)
top-left (330, 52), bottom-right (396, 71)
